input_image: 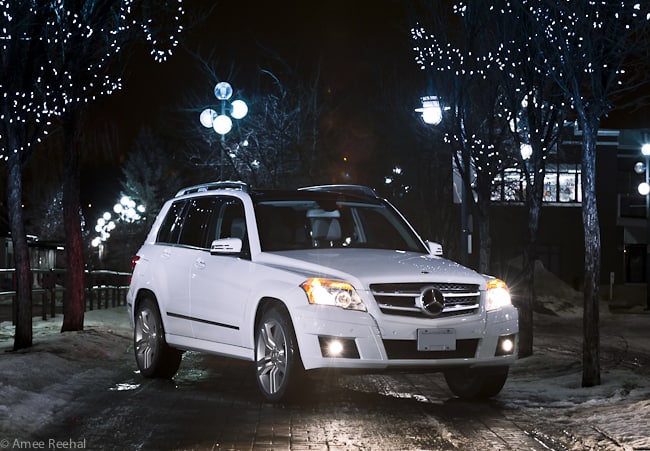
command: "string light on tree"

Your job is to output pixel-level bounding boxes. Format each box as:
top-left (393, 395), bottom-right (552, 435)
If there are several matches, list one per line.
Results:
top-left (0, 0), bottom-right (186, 160)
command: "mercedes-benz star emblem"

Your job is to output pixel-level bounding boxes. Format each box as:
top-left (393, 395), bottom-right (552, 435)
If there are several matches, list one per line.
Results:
top-left (417, 287), bottom-right (445, 316)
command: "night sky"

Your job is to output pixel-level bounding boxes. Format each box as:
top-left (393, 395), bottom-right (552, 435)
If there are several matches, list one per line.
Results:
top-left (77, 0), bottom-right (424, 212)
top-left (59, 0), bottom-right (650, 217)
top-left (113, 0), bottom-right (419, 132)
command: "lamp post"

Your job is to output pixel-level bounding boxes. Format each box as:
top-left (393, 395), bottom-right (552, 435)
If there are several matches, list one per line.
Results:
top-left (636, 143), bottom-right (650, 310)
top-left (113, 195), bottom-right (145, 223)
top-left (416, 95), bottom-right (472, 265)
top-left (199, 81), bottom-right (248, 180)
top-left (91, 212), bottom-right (116, 262)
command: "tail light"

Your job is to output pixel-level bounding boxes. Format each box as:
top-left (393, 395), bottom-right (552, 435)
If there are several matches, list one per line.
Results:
top-left (129, 255), bottom-right (140, 284)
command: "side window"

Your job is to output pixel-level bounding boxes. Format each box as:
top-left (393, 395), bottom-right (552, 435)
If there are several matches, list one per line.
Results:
top-left (178, 197), bottom-right (222, 248)
top-left (215, 199), bottom-right (246, 241)
top-left (156, 200), bottom-right (186, 244)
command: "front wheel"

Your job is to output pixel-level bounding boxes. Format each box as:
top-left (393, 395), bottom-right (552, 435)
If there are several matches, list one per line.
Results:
top-left (444, 366), bottom-right (509, 399)
top-left (134, 297), bottom-right (182, 379)
top-left (255, 307), bottom-right (304, 402)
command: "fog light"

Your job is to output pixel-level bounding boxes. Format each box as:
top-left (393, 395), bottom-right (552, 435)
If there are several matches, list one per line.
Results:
top-left (495, 334), bottom-right (516, 356)
top-left (318, 337), bottom-right (360, 359)
top-left (328, 340), bottom-right (344, 356)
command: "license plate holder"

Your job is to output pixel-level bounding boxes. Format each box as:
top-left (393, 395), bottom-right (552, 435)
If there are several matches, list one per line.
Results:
top-left (417, 328), bottom-right (456, 351)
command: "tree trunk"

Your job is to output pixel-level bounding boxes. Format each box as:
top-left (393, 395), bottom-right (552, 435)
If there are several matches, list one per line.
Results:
top-left (61, 111), bottom-right (86, 332)
top-left (6, 136), bottom-right (33, 350)
top-left (518, 156), bottom-right (545, 357)
top-left (580, 114), bottom-right (601, 387)
top-left (477, 196), bottom-right (491, 274)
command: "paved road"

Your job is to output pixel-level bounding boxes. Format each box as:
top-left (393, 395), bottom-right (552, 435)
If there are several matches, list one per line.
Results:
top-left (13, 306), bottom-right (648, 450)
top-left (34, 351), bottom-right (557, 451)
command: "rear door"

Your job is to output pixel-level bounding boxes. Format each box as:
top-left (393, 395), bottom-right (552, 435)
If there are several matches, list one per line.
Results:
top-left (150, 199), bottom-right (194, 338)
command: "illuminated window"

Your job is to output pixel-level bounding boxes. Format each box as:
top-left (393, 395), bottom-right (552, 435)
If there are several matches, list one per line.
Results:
top-left (492, 164), bottom-right (581, 204)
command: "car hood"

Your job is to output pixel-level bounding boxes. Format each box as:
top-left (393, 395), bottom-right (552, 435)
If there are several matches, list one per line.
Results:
top-left (255, 248), bottom-right (485, 289)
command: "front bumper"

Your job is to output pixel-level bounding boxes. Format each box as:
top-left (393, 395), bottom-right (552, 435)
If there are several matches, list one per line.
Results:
top-left (291, 304), bottom-right (518, 371)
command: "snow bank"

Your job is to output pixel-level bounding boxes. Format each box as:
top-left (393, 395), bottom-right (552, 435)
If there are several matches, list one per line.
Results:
top-left (0, 308), bottom-right (132, 437)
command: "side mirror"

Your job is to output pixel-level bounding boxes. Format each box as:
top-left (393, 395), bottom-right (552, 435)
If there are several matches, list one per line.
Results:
top-left (426, 241), bottom-right (443, 256)
top-left (210, 238), bottom-right (243, 255)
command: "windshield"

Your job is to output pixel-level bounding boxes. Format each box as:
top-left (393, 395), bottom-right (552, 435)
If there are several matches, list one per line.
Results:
top-left (254, 198), bottom-right (427, 253)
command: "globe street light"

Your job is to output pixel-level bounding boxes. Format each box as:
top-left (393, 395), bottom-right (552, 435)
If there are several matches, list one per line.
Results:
top-left (199, 81), bottom-right (248, 179)
top-left (91, 212), bottom-right (116, 262)
top-left (113, 195), bottom-right (145, 223)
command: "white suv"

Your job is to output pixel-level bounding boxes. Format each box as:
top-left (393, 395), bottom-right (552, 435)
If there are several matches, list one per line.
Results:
top-left (127, 181), bottom-right (518, 402)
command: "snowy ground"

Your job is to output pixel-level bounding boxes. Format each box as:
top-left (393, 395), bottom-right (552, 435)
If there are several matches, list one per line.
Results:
top-left (1, 283), bottom-right (649, 449)
top-left (0, 308), bottom-right (134, 440)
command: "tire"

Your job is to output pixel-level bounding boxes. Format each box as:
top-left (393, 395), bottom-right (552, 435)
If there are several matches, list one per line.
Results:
top-left (444, 366), bottom-right (509, 399)
top-left (133, 297), bottom-right (182, 379)
top-left (254, 306), bottom-right (304, 402)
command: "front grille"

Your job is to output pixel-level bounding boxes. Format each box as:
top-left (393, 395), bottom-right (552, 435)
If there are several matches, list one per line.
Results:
top-left (383, 338), bottom-right (479, 359)
top-left (370, 282), bottom-right (480, 319)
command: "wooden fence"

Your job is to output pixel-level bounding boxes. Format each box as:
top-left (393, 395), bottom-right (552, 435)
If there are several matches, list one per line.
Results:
top-left (0, 268), bottom-right (131, 324)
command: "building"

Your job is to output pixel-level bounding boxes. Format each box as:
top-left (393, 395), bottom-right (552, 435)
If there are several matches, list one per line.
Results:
top-left (489, 124), bottom-right (650, 306)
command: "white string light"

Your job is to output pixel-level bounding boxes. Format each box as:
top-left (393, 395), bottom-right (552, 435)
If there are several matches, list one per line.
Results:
top-left (412, 0), bottom-right (649, 178)
top-left (0, 0), bottom-right (185, 160)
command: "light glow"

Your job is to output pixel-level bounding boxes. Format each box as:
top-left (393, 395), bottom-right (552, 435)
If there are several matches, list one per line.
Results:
top-left (200, 108), bottom-right (217, 128)
top-left (328, 340), bottom-right (344, 356)
top-left (639, 182), bottom-right (650, 196)
top-left (486, 278), bottom-right (512, 311)
top-left (415, 96), bottom-right (443, 125)
top-left (230, 99), bottom-right (248, 119)
top-left (501, 338), bottom-right (514, 353)
top-left (212, 114), bottom-right (233, 135)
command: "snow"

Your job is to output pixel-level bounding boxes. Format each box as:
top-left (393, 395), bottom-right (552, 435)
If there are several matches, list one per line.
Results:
top-left (0, 308), bottom-right (133, 438)
top-left (0, 266), bottom-right (649, 449)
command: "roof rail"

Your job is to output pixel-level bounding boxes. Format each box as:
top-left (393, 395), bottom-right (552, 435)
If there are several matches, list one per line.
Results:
top-left (175, 180), bottom-right (249, 197)
top-left (299, 184), bottom-right (379, 198)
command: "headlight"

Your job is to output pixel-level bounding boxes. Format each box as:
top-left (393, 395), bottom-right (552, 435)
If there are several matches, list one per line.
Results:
top-left (300, 278), bottom-right (366, 311)
top-left (486, 278), bottom-right (512, 311)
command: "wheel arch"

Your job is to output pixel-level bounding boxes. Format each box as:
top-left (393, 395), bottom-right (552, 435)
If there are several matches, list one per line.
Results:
top-left (132, 288), bottom-right (159, 321)
top-left (254, 297), bottom-right (290, 329)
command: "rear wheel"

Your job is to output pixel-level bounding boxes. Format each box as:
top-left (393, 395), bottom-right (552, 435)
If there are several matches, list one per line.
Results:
top-left (255, 306), bottom-right (304, 402)
top-left (134, 297), bottom-right (182, 379)
top-left (444, 366), bottom-right (509, 399)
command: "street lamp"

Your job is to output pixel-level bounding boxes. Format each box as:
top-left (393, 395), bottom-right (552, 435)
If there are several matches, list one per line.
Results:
top-left (91, 212), bottom-right (116, 262)
top-left (199, 81), bottom-right (248, 180)
top-left (113, 195), bottom-right (145, 223)
top-left (635, 143), bottom-right (650, 310)
top-left (415, 94), bottom-right (472, 265)
top-left (416, 95), bottom-right (443, 125)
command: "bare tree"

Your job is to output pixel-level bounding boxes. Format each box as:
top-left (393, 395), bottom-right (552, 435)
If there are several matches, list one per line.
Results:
top-left (495, 4), bottom-right (568, 358)
top-left (412, 2), bottom-right (516, 272)
top-left (185, 60), bottom-right (328, 189)
top-left (44, 0), bottom-right (185, 332)
top-left (121, 127), bottom-right (178, 221)
top-left (521, 0), bottom-right (650, 387)
top-left (412, 2), bottom-right (650, 378)
top-left (1, 2), bottom-right (59, 350)
top-left (1, 0), bottom-right (186, 348)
